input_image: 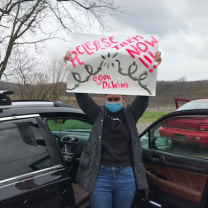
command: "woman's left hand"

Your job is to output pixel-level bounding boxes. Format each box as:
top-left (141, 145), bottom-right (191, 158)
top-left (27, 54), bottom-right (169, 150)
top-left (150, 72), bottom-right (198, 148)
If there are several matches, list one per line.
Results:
top-left (64, 50), bottom-right (72, 63)
top-left (155, 51), bottom-right (162, 65)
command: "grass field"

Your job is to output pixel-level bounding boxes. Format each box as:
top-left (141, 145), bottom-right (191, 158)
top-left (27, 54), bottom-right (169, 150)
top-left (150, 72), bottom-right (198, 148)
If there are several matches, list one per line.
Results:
top-left (48, 111), bottom-right (168, 132)
top-left (138, 111), bottom-right (169, 123)
top-left (48, 119), bottom-right (92, 131)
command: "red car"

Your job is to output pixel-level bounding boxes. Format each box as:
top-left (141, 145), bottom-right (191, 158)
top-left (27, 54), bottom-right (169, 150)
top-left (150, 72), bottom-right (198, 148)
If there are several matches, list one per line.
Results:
top-left (159, 99), bottom-right (208, 146)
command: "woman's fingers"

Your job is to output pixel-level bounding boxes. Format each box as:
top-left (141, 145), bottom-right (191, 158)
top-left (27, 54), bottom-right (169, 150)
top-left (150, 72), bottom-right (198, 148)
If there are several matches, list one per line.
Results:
top-left (155, 51), bottom-right (162, 65)
top-left (64, 51), bottom-right (72, 62)
top-left (157, 58), bottom-right (162, 65)
top-left (154, 51), bottom-right (161, 60)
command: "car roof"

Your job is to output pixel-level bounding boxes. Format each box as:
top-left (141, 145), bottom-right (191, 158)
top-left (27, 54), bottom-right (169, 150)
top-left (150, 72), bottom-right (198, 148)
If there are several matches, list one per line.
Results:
top-left (0, 106), bottom-right (85, 118)
top-left (10, 100), bottom-right (77, 108)
top-left (190, 99), bottom-right (208, 102)
top-left (176, 99), bottom-right (208, 111)
top-left (0, 100), bottom-right (85, 118)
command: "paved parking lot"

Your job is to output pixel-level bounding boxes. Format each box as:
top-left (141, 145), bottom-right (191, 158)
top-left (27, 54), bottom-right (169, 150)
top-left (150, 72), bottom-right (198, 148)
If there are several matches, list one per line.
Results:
top-left (137, 122), bottom-right (152, 134)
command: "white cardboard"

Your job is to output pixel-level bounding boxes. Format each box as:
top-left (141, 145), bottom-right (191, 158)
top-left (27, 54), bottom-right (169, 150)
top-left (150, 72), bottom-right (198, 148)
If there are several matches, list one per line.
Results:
top-left (66, 33), bottom-right (158, 96)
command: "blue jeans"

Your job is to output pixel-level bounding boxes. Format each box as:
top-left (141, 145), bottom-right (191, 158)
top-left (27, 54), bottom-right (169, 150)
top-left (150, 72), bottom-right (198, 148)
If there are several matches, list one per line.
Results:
top-left (90, 166), bottom-right (136, 208)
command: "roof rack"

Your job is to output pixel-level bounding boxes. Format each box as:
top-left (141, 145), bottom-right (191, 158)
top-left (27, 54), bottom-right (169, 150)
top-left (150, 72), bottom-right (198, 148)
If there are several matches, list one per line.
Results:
top-left (11, 99), bottom-right (77, 108)
top-left (12, 99), bottom-right (52, 102)
top-left (0, 92), bottom-right (77, 108)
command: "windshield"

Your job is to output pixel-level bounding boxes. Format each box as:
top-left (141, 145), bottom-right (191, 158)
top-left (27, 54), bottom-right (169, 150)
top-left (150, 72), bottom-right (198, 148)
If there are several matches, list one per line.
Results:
top-left (177, 101), bottom-right (208, 111)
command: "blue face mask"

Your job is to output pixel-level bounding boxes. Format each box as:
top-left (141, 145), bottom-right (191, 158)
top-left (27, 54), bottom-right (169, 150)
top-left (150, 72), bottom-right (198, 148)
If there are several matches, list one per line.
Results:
top-left (106, 102), bottom-right (122, 113)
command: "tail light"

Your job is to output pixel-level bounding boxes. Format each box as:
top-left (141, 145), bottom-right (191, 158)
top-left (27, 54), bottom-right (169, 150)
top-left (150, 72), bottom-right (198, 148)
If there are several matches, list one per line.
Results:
top-left (199, 123), bottom-right (208, 131)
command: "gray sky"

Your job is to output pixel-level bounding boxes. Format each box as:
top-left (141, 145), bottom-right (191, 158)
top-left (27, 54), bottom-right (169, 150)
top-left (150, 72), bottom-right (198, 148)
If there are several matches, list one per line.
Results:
top-left (43, 0), bottom-right (208, 81)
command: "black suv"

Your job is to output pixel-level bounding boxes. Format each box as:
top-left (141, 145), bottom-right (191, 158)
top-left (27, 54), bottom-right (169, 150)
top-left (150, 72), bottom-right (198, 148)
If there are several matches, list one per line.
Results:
top-left (1, 90), bottom-right (208, 208)
top-left (0, 91), bottom-right (91, 208)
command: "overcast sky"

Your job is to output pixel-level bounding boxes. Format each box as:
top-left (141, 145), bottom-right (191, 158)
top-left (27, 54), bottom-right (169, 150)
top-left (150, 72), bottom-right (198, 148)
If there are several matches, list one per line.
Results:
top-left (43, 0), bottom-right (208, 81)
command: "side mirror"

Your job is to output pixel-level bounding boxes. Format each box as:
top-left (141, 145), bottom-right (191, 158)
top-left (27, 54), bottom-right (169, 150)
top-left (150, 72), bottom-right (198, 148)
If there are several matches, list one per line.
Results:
top-left (53, 119), bottom-right (65, 124)
top-left (155, 137), bottom-right (173, 151)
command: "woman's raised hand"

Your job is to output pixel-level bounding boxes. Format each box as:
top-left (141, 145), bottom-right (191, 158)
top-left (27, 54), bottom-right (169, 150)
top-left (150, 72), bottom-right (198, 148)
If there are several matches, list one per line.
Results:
top-left (64, 50), bottom-right (72, 63)
top-left (155, 51), bottom-right (162, 65)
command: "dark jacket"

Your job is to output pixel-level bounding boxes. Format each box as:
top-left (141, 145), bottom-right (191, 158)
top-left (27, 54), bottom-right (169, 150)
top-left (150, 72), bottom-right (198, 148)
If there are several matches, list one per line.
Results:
top-left (75, 93), bottom-right (149, 192)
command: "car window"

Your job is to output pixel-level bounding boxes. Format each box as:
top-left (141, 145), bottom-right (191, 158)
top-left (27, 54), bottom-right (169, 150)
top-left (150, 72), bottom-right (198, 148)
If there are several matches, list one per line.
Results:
top-left (140, 115), bottom-right (208, 160)
top-left (0, 118), bottom-right (53, 181)
top-left (177, 101), bottom-right (208, 111)
top-left (48, 118), bottom-right (92, 132)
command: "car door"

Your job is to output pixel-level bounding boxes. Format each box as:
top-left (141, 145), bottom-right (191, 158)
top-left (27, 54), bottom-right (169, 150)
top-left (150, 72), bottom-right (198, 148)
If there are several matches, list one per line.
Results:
top-left (135, 110), bottom-right (208, 208)
top-left (45, 112), bottom-right (93, 181)
top-left (0, 114), bottom-right (75, 208)
top-left (43, 112), bottom-right (92, 207)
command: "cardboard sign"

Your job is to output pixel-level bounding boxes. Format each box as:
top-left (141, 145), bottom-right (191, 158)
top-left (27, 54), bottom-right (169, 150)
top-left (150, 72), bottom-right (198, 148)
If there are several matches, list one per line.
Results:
top-left (66, 33), bottom-right (158, 96)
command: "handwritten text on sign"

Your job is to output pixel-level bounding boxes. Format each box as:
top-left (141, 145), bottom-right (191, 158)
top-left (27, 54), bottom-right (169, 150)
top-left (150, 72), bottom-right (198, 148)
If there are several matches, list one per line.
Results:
top-left (67, 34), bottom-right (159, 96)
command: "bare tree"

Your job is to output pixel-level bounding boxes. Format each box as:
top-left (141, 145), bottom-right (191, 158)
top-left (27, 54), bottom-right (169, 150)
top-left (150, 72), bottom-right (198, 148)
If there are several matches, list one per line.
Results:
top-left (25, 72), bottom-right (52, 100)
top-left (0, 0), bottom-right (120, 80)
top-left (13, 53), bottom-right (69, 100)
top-left (178, 76), bottom-right (187, 82)
top-left (10, 49), bottom-right (40, 99)
top-left (47, 57), bottom-right (67, 99)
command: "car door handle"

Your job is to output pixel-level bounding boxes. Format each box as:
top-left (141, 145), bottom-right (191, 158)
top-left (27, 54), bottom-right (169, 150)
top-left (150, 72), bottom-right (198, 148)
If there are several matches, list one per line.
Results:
top-left (146, 169), bottom-right (167, 180)
top-left (149, 155), bottom-right (162, 162)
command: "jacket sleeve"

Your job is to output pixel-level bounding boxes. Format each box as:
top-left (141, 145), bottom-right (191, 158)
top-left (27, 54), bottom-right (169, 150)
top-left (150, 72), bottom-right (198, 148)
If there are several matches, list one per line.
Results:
top-left (75, 93), bottom-right (102, 122)
top-left (128, 96), bottom-right (149, 123)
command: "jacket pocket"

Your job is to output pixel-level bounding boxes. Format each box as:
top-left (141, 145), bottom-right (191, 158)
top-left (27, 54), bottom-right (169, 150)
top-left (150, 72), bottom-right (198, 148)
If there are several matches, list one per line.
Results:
top-left (79, 148), bottom-right (92, 169)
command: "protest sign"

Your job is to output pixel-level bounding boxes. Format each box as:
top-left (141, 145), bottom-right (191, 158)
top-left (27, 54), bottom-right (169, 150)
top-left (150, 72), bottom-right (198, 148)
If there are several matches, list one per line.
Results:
top-left (66, 33), bottom-right (158, 96)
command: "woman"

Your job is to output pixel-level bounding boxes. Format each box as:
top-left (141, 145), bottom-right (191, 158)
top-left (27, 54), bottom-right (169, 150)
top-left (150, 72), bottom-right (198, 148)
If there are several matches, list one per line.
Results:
top-left (64, 51), bottom-right (162, 208)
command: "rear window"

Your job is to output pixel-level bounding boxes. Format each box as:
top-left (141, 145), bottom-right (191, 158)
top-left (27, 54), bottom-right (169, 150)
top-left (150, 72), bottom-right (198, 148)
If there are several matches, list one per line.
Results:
top-left (177, 101), bottom-right (208, 111)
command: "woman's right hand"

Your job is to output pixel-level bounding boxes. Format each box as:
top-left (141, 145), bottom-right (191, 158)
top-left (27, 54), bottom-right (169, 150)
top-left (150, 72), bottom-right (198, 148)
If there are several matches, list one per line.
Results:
top-left (64, 50), bottom-right (72, 63)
